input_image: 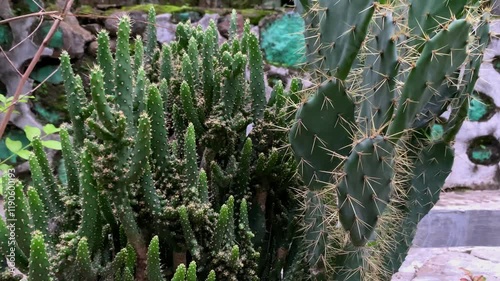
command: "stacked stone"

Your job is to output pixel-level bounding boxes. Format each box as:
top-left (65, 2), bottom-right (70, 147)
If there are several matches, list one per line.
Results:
top-left (445, 21), bottom-right (500, 190)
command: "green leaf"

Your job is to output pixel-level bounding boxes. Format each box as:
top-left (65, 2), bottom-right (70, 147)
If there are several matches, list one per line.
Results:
top-left (24, 125), bottom-right (41, 141)
top-left (0, 164), bottom-right (12, 172)
top-left (17, 150), bottom-right (32, 160)
top-left (41, 140), bottom-right (61, 150)
top-left (0, 94), bottom-right (6, 104)
top-left (18, 95), bottom-right (31, 103)
top-left (42, 124), bottom-right (60, 135)
top-left (5, 138), bottom-right (23, 153)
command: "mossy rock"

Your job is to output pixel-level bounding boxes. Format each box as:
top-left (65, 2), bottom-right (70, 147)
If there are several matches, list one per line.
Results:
top-left (105, 5), bottom-right (274, 25)
top-left (104, 4), bottom-right (186, 15)
top-left (239, 8), bottom-right (275, 25)
top-left (77, 5), bottom-right (97, 15)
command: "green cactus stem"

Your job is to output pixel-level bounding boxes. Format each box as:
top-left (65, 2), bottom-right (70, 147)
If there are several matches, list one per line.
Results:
top-left (28, 231), bottom-right (51, 281)
top-left (147, 236), bottom-right (166, 281)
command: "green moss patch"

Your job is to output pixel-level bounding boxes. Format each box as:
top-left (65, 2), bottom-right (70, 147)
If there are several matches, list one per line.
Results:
top-left (104, 4), bottom-right (186, 15)
top-left (239, 9), bottom-right (275, 25)
top-left (77, 5), bottom-right (96, 15)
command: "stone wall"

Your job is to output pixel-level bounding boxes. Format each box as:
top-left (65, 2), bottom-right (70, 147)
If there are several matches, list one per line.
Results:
top-left (445, 21), bottom-right (500, 190)
top-left (74, 0), bottom-right (279, 8)
top-left (77, 0), bottom-right (138, 5)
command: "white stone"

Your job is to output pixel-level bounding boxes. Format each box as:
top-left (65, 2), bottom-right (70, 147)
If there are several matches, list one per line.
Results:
top-left (445, 20), bottom-right (500, 190)
top-left (156, 14), bottom-right (177, 44)
top-left (393, 247), bottom-right (500, 281)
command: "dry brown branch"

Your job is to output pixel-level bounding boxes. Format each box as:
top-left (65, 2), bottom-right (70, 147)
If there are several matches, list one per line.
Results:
top-left (0, 0), bottom-right (74, 139)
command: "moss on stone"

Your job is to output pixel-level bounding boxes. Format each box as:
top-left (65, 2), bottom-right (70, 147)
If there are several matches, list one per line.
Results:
top-left (239, 9), bottom-right (275, 25)
top-left (78, 5), bottom-right (96, 15)
top-left (104, 5), bottom-right (274, 25)
top-left (104, 5), bottom-right (186, 15)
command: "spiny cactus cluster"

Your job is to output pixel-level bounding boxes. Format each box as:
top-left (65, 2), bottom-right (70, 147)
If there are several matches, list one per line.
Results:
top-left (290, 0), bottom-right (490, 280)
top-left (0, 8), bottom-right (305, 281)
top-left (0, 2), bottom-right (492, 281)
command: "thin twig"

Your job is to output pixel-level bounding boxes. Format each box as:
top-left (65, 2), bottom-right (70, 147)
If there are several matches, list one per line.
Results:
top-left (9, 13), bottom-right (45, 52)
top-left (0, 46), bottom-right (23, 76)
top-left (0, 0), bottom-right (74, 139)
top-left (0, 11), bottom-right (59, 25)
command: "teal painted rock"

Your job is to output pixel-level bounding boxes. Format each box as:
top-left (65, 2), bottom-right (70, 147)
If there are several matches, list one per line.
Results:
top-left (31, 22), bottom-right (64, 49)
top-left (13, 0), bottom-right (44, 14)
top-left (430, 124), bottom-right (444, 141)
top-left (260, 12), bottom-right (306, 67)
top-left (0, 20), bottom-right (13, 49)
top-left (468, 91), bottom-right (496, 122)
top-left (30, 64), bottom-right (64, 84)
top-left (467, 136), bottom-right (500, 165)
top-left (41, 24), bottom-right (64, 49)
top-left (33, 103), bottom-right (62, 125)
top-left (493, 56), bottom-right (500, 73)
top-left (171, 11), bottom-right (203, 24)
top-left (24, 0), bottom-right (44, 12)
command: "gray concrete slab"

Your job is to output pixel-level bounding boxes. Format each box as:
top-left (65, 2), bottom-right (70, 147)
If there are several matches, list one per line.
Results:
top-left (412, 190), bottom-right (500, 247)
top-left (392, 247), bottom-right (500, 281)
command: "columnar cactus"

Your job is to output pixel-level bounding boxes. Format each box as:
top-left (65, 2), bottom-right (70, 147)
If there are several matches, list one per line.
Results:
top-left (0, 7), bottom-right (304, 281)
top-left (290, 0), bottom-right (490, 280)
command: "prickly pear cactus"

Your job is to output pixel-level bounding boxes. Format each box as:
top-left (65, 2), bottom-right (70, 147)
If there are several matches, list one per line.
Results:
top-left (290, 0), bottom-right (491, 280)
top-left (0, 8), bottom-right (305, 281)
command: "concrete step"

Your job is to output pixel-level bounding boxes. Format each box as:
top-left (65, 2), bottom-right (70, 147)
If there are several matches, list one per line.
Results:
top-left (392, 190), bottom-right (500, 280)
top-left (412, 189), bottom-right (500, 247)
top-left (392, 247), bottom-right (500, 281)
